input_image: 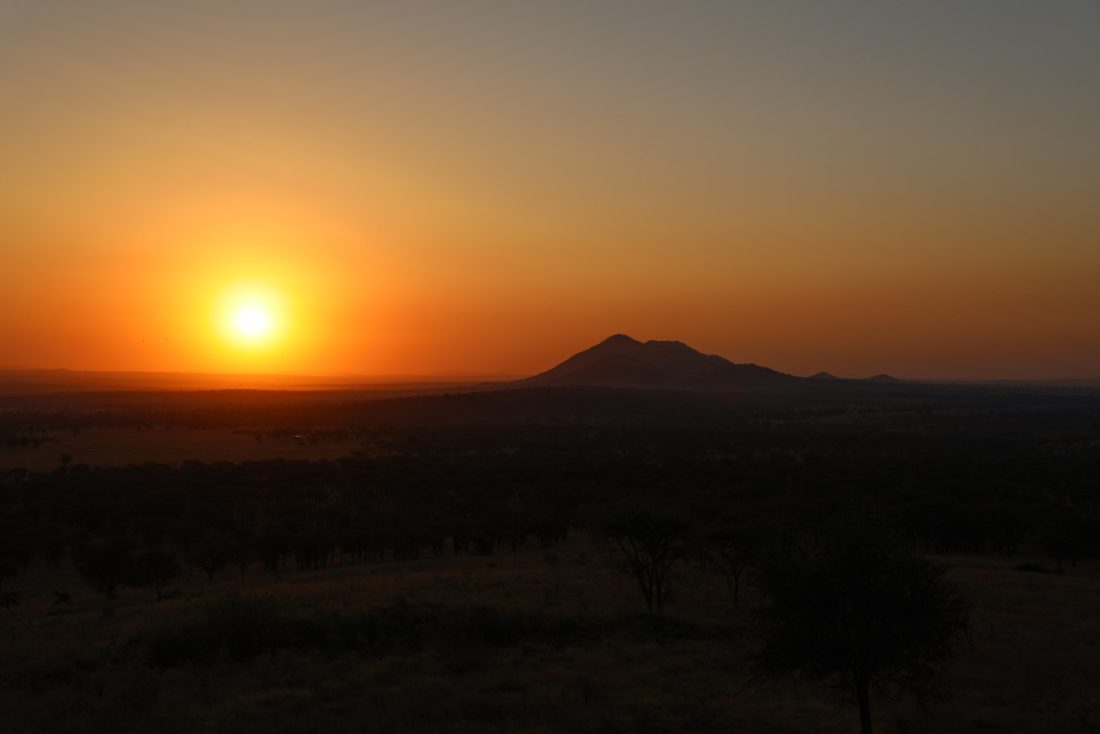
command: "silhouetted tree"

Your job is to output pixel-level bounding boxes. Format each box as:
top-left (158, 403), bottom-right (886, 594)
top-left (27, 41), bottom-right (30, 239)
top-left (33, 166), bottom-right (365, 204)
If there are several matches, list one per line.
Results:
top-left (754, 516), bottom-right (969, 734)
top-left (0, 591), bottom-right (17, 611)
top-left (532, 517), bottom-right (569, 548)
top-left (40, 529), bottom-right (65, 569)
top-left (192, 534), bottom-right (231, 582)
top-left (256, 530), bottom-right (290, 575)
top-left (137, 549), bottom-right (182, 601)
top-left (984, 503), bottom-right (1032, 556)
top-left (1041, 510), bottom-right (1098, 573)
top-left (76, 540), bottom-right (141, 599)
top-left (0, 561), bottom-right (16, 592)
top-left (231, 532), bottom-right (254, 578)
top-left (601, 508), bottom-right (688, 613)
top-left (701, 524), bottom-right (761, 604)
top-left (0, 534), bottom-right (34, 575)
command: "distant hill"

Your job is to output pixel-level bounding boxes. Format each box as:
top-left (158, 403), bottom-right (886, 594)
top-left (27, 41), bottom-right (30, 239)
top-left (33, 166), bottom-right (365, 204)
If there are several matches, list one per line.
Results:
top-left (524, 334), bottom-right (794, 389)
top-left (809, 371), bottom-right (841, 380)
top-left (864, 373), bottom-right (904, 383)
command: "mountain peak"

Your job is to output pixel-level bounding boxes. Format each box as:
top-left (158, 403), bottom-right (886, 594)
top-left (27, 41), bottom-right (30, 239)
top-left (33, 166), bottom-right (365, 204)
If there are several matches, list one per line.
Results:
top-left (599, 333), bottom-right (641, 346)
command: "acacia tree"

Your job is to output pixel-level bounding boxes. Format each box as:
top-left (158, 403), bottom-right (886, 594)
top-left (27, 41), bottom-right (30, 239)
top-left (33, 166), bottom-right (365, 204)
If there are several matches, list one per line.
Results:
top-left (701, 524), bottom-right (761, 605)
top-left (754, 516), bottom-right (969, 734)
top-left (76, 540), bottom-right (141, 599)
top-left (191, 533), bottom-right (231, 582)
top-left (231, 532), bottom-right (254, 579)
top-left (602, 509), bottom-right (687, 613)
top-left (137, 549), bottom-right (182, 601)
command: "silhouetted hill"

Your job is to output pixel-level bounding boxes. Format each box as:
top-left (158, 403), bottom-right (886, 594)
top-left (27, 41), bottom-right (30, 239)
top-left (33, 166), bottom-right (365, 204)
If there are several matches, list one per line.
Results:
top-left (809, 371), bottom-right (841, 380)
top-left (525, 334), bottom-right (794, 389)
top-left (864, 373), bottom-right (904, 383)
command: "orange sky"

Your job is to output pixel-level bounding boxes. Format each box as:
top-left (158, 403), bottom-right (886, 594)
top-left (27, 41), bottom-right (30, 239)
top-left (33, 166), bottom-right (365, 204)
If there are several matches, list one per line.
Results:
top-left (2, 2), bottom-right (1099, 379)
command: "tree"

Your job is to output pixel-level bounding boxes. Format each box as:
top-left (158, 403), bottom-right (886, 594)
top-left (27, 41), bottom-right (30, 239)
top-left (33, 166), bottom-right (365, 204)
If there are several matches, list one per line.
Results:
top-left (0, 533), bottom-right (34, 575)
top-left (0, 544), bottom-right (18, 612)
top-left (76, 540), bottom-right (141, 599)
top-left (701, 523), bottom-right (761, 605)
top-left (191, 533), bottom-right (230, 582)
top-left (0, 567), bottom-right (15, 594)
top-left (984, 502), bottom-right (1032, 556)
top-left (1041, 510), bottom-right (1098, 573)
top-left (0, 591), bottom-right (17, 611)
top-left (230, 532), bottom-right (254, 579)
top-left (602, 509), bottom-right (688, 613)
top-left (137, 549), bottom-right (182, 601)
top-left (754, 516), bottom-right (969, 734)
top-left (256, 530), bottom-right (289, 575)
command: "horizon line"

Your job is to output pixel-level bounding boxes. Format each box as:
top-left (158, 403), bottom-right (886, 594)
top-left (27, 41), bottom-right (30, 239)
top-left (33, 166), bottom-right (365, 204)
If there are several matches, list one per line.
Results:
top-left (3, 365), bottom-right (1100, 387)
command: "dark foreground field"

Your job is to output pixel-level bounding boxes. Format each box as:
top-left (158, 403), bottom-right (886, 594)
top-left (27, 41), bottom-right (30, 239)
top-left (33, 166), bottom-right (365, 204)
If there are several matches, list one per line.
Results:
top-left (2, 535), bottom-right (1099, 733)
top-left (2, 384), bottom-right (1099, 732)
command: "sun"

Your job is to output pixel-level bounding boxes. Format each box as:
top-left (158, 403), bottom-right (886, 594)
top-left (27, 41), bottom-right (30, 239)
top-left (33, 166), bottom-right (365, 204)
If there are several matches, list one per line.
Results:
top-left (232, 304), bottom-right (273, 339)
top-left (217, 283), bottom-right (285, 349)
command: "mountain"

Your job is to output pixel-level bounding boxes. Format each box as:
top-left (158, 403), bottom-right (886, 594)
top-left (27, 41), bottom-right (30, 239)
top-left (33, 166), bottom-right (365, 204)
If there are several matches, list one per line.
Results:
top-left (524, 334), bottom-right (794, 389)
top-left (864, 373), bottom-right (904, 383)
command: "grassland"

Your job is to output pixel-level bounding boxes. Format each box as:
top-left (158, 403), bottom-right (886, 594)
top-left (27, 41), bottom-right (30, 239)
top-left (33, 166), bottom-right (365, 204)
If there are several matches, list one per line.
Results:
top-left (2, 533), bottom-right (1097, 733)
top-left (2, 386), bottom-right (1098, 732)
top-left (0, 427), bottom-right (363, 472)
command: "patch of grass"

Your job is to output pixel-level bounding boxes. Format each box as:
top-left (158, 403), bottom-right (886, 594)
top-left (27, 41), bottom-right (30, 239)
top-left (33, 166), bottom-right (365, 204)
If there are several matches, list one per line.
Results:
top-left (143, 596), bottom-right (717, 667)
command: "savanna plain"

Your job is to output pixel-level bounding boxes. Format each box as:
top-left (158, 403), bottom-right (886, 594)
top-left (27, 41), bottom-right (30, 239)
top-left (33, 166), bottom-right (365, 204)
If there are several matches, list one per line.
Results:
top-left (1, 384), bottom-right (1099, 733)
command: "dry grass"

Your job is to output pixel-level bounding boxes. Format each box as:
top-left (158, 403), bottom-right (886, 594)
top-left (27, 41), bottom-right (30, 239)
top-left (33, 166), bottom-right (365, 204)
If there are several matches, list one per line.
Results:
top-left (0, 427), bottom-right (361, 472)
top-left (1, 537), bottom-right (1098, 733)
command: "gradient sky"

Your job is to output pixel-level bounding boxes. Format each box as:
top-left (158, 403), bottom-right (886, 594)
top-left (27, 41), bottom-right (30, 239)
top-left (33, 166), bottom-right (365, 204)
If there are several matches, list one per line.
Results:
top-left (2, 1), bottom-right (1098, 379)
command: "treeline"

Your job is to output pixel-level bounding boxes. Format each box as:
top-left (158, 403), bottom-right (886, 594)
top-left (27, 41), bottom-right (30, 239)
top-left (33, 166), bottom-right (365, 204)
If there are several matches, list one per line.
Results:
top-left (1, 417), bottom-right (1098, 608)
top-left (2, 382), bottom-right (1098, 434)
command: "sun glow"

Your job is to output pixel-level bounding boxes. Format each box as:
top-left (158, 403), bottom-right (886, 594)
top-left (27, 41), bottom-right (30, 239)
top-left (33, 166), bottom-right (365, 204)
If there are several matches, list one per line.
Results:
top-left (218, 283), bottom-right (286, 350)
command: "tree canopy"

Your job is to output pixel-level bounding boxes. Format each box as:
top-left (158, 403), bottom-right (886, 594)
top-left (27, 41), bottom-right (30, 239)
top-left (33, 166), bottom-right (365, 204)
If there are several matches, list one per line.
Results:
top-left (754, 515), bottom-right (970, 734)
